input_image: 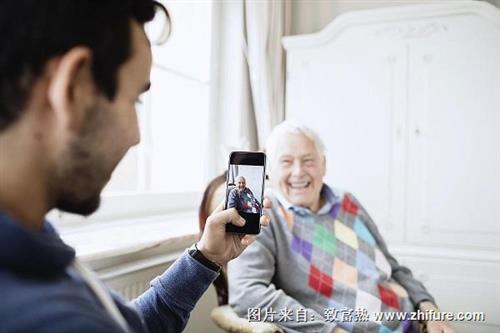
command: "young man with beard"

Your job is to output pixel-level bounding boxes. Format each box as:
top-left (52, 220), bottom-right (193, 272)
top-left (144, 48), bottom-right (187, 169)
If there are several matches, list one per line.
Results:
top-left (0, 1), bottom-right (270, 332)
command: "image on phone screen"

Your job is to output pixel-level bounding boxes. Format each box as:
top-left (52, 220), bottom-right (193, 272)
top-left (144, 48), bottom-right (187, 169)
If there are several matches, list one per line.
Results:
top-left (225, 152), bottom-right (266, 234)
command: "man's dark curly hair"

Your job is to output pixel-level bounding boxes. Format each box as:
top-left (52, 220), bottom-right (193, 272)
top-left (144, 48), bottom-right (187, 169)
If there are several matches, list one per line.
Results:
top-left (0, 0), bottom-right (167, 130)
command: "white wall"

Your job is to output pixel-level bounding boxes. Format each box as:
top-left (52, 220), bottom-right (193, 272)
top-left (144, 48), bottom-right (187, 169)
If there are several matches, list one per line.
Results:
top-left (289, 0), bottom-right (500, 35)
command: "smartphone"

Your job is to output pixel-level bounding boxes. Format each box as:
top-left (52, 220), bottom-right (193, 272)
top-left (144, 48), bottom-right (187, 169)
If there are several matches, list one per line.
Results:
top-left (224, 151), bottom-right (266, 234)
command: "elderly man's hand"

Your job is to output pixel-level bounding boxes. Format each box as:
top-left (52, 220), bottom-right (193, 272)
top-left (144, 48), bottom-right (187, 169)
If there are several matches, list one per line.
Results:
top-left (197, 198), bottom-right (271, 266)
top-left (420, 301), bottom-right (455, 333)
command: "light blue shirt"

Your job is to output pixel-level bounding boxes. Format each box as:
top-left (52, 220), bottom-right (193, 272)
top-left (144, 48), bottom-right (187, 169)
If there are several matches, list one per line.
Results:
top-left (273, 184), bottom-right (343, 216)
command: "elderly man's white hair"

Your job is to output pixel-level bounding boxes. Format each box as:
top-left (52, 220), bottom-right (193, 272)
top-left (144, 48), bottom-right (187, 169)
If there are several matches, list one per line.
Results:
top-left (265, 120), bottom-right (326, 170)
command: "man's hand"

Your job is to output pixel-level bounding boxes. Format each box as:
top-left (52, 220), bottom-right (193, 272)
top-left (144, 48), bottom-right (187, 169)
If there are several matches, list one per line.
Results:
top-left (197, 198), bottom-right (272, 266)
top-left (419, 301), bottom-right (455, 333)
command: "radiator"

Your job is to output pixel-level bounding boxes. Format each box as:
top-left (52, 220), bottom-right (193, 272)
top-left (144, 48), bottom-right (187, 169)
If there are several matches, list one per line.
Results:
top-left (97, 253), bottom-right (179, 300)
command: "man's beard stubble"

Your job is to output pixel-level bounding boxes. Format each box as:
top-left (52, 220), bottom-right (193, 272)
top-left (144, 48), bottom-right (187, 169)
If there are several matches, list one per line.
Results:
top-left (48, 105), bottom-right (108, 216)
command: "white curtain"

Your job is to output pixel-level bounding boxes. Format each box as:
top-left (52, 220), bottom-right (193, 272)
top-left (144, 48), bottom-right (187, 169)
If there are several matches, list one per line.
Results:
top-left (208, 0), bottom-right (290, 177)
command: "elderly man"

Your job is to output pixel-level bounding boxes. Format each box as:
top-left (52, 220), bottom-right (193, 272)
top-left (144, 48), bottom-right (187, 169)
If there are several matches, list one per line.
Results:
top-left (228, 121), bottom-right (454, 333)
top-left (227, 176), bottom-right (262, 214)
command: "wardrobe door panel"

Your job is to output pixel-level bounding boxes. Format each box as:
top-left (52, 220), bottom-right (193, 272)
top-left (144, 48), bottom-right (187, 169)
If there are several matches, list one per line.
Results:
top-left (406, 12), bottom-right (500, 249)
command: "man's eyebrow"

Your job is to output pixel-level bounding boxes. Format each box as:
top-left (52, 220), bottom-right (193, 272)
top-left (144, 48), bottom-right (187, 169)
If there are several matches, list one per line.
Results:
top-left (279, 155), bottom-right (293, 159)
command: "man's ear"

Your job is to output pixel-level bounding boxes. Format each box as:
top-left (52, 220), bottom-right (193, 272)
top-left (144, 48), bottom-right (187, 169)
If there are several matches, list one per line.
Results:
top-left (47, 47), bottom-right (93, 131)
top-left (322, 155), bottom-right (327, 177)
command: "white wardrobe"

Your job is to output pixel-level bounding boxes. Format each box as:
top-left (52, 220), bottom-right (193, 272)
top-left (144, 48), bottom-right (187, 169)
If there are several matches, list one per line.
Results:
top-left (283, 1), bottom-right (500, 332)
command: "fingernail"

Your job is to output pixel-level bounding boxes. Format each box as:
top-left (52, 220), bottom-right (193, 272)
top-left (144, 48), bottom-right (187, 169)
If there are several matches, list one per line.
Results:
top-left (239, 218), bottom-right (246, 225)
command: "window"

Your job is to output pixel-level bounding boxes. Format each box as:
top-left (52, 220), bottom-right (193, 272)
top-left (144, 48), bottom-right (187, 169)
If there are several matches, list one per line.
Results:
top-left (51, 0), bottom-right (214, 226)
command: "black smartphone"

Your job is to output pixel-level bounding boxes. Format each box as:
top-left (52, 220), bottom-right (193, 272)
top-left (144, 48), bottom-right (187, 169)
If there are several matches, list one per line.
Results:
top-left (224, 151), bottom-right (266, 234)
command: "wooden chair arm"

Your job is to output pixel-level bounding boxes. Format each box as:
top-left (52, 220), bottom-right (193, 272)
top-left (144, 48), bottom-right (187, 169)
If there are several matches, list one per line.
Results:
top-left (211, 305), bottom-right (283, 333)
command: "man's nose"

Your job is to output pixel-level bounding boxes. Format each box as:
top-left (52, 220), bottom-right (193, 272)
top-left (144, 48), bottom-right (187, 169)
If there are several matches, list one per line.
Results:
top-left (132, 131), bottom-right (141, 146)
top-left (291, 160), bottom-right (304, 175)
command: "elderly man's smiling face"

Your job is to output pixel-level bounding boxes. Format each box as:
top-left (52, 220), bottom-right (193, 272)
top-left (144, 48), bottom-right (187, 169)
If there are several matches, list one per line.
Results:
top-left (271, 133), bottom-right (326, 212)
top-left (236, 176), bottom-right (247, 192)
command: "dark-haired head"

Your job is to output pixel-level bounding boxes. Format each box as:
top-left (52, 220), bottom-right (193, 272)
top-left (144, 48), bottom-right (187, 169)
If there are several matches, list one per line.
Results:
top-left (0, 0), bottom-right (169, 129)
top-left (0, 0), bottom-right (170, 227)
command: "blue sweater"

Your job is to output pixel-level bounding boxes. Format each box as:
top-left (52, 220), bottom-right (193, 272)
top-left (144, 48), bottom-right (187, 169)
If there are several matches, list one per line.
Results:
top-left (0, 212), bottom-right (219, 333)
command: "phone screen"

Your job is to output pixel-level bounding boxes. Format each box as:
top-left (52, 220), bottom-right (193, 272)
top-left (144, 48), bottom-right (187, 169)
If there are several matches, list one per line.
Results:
top-left (225, 151), bottom-right (266, 234)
